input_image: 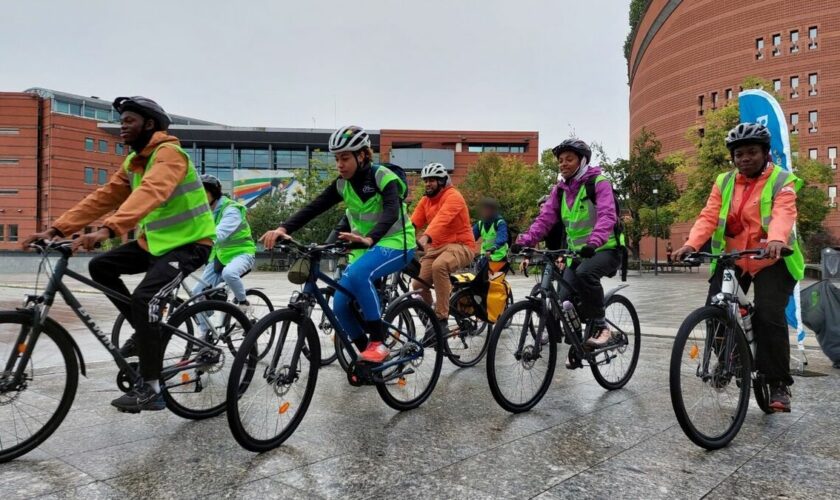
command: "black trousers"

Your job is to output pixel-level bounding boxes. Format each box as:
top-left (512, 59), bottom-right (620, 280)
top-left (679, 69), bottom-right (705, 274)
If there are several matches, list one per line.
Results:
top-left (562, 249), bottom-right (620, 321)
top-left (89, 241), bottom-right (210, 380)
top-left (707, 260), bottom-right (796, 386)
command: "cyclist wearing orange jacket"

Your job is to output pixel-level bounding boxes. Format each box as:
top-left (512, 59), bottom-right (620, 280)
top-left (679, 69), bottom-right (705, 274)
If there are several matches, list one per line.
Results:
top-left (673, 123), bottom-right (803, 413)
top-left (410, 163), bottom-right (477, 327)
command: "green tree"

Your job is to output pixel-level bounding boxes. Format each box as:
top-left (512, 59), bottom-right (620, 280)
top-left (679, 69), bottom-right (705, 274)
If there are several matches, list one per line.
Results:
top-left (672, 76), bottom-right (833, 261)
top-left (458, 153), bottom-right (555, 232)
top-left (623, 0), bottom-right (652, 68)
top-left (601, 128), bottom-right (679, 259)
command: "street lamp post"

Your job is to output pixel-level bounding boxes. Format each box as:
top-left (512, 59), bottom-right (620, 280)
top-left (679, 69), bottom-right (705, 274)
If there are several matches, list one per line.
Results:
top-left (651, 174), bottom-right (662, 276)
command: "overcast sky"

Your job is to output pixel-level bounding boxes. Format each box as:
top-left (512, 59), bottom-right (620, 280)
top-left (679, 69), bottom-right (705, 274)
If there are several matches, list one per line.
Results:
top-left (1, 0), bottom-right (630, 159)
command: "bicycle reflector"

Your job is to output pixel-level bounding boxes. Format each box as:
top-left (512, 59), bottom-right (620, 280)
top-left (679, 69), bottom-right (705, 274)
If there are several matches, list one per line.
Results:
top-left (689, 345), bottom-right (699, 360)
top-left (278, 402), bottom-right (290, 414)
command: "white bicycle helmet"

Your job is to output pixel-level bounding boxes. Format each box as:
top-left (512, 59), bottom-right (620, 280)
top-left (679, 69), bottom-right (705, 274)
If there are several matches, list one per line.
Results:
top-left (328, 125), bottom-right (371, 153)
top-left (725, 122), bottom-right (772, 151)
top-left (420, 162), bottom-right (449, 180)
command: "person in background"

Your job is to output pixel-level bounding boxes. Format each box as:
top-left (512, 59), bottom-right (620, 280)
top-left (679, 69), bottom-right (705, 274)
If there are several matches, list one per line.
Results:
top-left (473, 198), bottom-right (509, 274)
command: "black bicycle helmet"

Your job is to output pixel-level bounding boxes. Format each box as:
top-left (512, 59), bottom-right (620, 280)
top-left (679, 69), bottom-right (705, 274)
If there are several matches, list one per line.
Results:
top-left (725, 122), bottom-right (772, 152)
top-left (200, 174), bottom-right (223, 200)
top-left (552, 138), bottom-right (592, 163)
top-left (112, 96), bottom-right (172, 131)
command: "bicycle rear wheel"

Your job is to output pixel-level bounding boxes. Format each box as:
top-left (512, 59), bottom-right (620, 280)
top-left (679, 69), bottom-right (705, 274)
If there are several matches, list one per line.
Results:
top-left (670, 306), bottom-right (751, 450)
top-left (316, 288), bottom-right (339, 366)
top-left (244, 289), bottom-right (275, 359)
top-left (161, 300), bottom-right (252, 420)
top-left (0, 311), bottom-right (78, 463)
top-left (589, 294), bottom-right (641, 390)
top-left (486, 300), bottom-right (557, 413)
top-left (375, 297), bottom-right (444, 411)
top-left (446, 288), bottom-right (490, 368)
top-left (226, 309), bottom-right (319, 452)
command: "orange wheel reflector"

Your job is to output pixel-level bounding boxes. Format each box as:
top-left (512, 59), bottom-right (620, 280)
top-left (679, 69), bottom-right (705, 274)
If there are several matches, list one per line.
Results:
top-left (689, 345), bottom-right (699, 360)
top-left (18, 343), bottom-right (26, 354)
top-left (181, 373), bottom-right (191, 384)
top-left (397, 377), bottom-right (407, 387)
top-left (279, 402), bottom-right (290, 414)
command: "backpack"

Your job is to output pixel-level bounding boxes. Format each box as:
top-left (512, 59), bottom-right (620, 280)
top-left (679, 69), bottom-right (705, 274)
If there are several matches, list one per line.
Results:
top-left (375, 163), bottom-right (409, 200)
top-left (582, 178), bottom-right (629, 282)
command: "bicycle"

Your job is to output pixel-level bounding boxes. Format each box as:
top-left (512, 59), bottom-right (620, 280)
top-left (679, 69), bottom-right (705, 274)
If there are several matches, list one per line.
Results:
top-left (225, 239), bottom-right (444, 452)
top-left (669, 248), bottom-right (789, 450)
top-left (111, 270), bottom-right (274, 366)
top-left (0, 240), bottom-right (255, 462)
top-left (486, 248), bottom-right (641, 413)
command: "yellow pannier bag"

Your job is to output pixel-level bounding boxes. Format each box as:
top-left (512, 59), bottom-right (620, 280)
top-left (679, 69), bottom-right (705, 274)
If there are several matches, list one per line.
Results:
top-left (486, 273), bottom-right (511, 323)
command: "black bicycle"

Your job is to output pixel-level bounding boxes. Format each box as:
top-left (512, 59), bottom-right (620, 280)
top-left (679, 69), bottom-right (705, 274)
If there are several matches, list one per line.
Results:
top-left (0, 240), bottom-right (254, 462)
top-left (670, 249), bottom-right (789, 450)
top-left (486, 248), bottom-right (641, 413)
top-left (226, 239), bottom-right (444, 452)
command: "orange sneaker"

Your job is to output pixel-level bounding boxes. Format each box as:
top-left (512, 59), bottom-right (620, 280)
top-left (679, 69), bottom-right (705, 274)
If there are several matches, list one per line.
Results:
top-left (359, 341), bottom-right (390, 363)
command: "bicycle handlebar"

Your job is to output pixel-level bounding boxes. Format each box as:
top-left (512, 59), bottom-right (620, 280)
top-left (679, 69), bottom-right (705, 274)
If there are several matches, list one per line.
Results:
top-left (683, 247), bottom-right (793, 264)
top-left (274, 238), bottom-right (353, 256)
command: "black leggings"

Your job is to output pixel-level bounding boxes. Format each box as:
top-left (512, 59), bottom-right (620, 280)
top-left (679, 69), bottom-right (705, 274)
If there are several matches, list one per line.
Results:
top-left (89, 241), bottom-right (210, 380)
top-left (706, 260), bottom-right (796, 386)
top-left (562, 249), bottom-right (620, 321)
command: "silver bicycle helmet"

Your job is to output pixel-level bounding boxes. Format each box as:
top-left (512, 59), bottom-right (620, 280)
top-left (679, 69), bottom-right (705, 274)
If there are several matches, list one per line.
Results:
top-left (420, 162), bottom-right (449, 179)
top-left (725, 122), bottom-right (772, 151)
top-left (328, 125), bottom-right (371, 153)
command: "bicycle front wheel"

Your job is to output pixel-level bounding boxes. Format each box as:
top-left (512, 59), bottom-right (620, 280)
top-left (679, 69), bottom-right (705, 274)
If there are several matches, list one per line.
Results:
top-left (226, 309), bottom-right (319, 452)
top-left (486, 300), bottom-right (557, 413)
top-left (590, 294), bottom-right (641, 390)
top-left (0, 311), bottom-right (78, 463)
top-left (375, 297), bottom-right (444, 411)
top-left (670, 306), bottom-right (751, 450)
top-left (161, 300), bottom-right (252, 420)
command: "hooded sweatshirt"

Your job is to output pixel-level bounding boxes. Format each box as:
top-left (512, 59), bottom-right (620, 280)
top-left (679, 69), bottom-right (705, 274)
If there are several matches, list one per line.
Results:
top-left (518, 166), bottom-right (617, 249)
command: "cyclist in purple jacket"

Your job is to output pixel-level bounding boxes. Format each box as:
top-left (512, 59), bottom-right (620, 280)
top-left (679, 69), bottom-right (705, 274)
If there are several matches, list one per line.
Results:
top-left (517, 139), bottom-right (621, 352)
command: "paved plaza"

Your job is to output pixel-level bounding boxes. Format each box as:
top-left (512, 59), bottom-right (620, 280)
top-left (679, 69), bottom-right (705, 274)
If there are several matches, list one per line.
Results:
top-left (0, 266), bottom-right (838, 499)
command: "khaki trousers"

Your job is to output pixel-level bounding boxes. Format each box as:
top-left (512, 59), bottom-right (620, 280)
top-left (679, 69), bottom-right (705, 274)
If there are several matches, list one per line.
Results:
top-left (412, 243), bottom-right (475, 320)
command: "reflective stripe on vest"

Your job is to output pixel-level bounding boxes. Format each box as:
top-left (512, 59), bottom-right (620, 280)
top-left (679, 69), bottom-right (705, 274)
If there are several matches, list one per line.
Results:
top-left (479, 219), bottom-right (509, 261)
top-left (209, 196), bottom-right (256, 265)
top-left (560, 176), bottom-right (618, 251)
top-left (123, 143), bottom-right (216, 256)
top-left (710, 165), bottom-right (805, 279)
top-left (335, 165), bottom-right (415, 260)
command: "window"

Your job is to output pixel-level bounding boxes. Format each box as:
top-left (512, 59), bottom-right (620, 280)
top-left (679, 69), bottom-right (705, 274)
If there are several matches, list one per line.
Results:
top-left (829, 147), bottom-right (837, 169)
top-left (773, 79), bottom-right (782, 92)
top-left (115, 143), bottom-right (124, 155)
top-left (711, 92), bottom-right (718, 109)
top-left (790, 76), bottom-right (800, 98)
top-left (809, 148), bottom-right (818, 160)
top-left (98, 139), bottom-right (107, 153)
top-left (756, 38), bottom-right (765, 59)
top-left (84, 167), bottom-right (94, 184)
top-left (0, 225), bottom-right (4, 241)
top-left (0, 158), bottom-right (19, 165)
top-left (0, 189), bottom-right (18, 195)
top-left (698, 95), bottom-right (704, 116)
top-left (467, 144), bottom-right (526, 154)
top-left (0, 128), bottom-right (20, 136)
top-left (8, 225), bottom-right (18, 242)
top-left (790, 30), bottom-right (800, 53)
top-left (829, 186), bottom-right (837, 206)
top-left (725, 88), bottom-right (733, 100)
top-left (772, 34), bottom-right (781, 56)
top-left (98, 168), bottom-right (108, 185)
top-left (809, 110), bottom-right (818, 132)
top-left (809, 26), bottom-right (818, 49)
top-left (790, 112), bottom-right (799, 134)
top-left (85, 137), bottom-right (94, 151)
top-left (809, 73), bottom-right (818, 96)
top-left (237, 149), bottom-right (271, 169)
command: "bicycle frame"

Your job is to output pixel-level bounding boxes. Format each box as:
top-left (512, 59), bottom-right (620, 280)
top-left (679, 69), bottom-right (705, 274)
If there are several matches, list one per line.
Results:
top-left (5, 244), bottom-right (220, 389)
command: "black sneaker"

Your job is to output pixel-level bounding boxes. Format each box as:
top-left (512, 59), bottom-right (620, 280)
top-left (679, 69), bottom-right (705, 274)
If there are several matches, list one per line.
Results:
top-left (769, 383), bottom-right (791, 413)
top-left (118, 334), bottom-right (138, 358)
top-left (111, 384), bottom-right (166, 413)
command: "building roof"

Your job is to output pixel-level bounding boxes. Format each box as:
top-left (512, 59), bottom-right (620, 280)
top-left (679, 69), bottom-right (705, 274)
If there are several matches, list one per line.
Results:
top-left (25, 87), bottom-right (219, 126)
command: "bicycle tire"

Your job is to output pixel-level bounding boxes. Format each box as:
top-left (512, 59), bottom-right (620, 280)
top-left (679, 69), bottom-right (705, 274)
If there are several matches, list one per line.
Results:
top-left (446, 288), bottom-right (490, 368)
top-left (226, 309), bottom-right (320, 452)
top-left (375, 297), bottom-right (444, 411)
top-left (161, 300), bottom-right (252, 420)
top-left (317, 287), bottom-right (339, 367)
top-left (486, 299), bottom-right (557, 413)
top-left (753, 374), bottom-right (773, 414)
top-left (244, 288), bottom-right (275, 359)
top-left (590, 294), bottom-right (641, 390)
top-left (669, 306), bottom-right (751, 450)
top-left (0, 311), bottom-right (78, 463)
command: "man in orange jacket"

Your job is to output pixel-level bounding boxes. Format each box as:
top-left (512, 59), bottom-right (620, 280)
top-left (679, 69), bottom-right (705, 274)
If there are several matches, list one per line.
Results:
top-left (410, 162), bottom-right (477, 327)
top-left (674, 123), bottom-right (801, 412)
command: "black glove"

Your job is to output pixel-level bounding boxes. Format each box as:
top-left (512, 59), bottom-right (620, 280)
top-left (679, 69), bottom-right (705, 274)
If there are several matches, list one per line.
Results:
top-left (579, 245), bottom-right (596, 258)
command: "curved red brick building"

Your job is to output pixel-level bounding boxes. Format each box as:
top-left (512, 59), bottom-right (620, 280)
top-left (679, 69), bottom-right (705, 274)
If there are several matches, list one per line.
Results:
top-left (629, 0), bottom-right (840, 248)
